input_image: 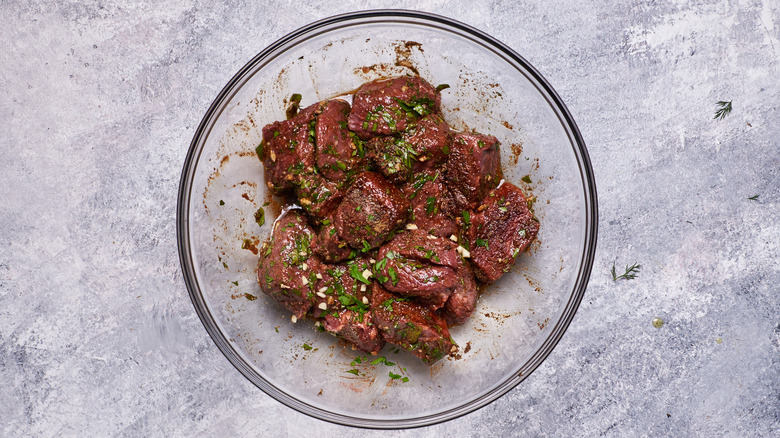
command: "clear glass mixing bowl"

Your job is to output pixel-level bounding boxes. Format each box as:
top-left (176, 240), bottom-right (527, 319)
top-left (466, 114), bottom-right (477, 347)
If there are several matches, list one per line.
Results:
top-left (177, 10), bottom-right (597, 428)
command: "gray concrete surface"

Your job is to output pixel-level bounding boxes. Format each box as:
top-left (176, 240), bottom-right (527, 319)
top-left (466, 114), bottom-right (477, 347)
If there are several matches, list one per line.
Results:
top-left (1, 0), bottom-right (778, 436)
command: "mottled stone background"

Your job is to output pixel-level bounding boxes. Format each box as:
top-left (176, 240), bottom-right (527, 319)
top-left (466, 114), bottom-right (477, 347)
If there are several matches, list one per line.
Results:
top-left (1, 0), bottom-right (778, 436)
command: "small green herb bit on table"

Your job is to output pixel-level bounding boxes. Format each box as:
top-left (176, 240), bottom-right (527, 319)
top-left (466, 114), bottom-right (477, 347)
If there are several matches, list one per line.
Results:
top-left (714, 100), bottom-right (732, 120)
top-left (611, 261), bottom-right (641, 281)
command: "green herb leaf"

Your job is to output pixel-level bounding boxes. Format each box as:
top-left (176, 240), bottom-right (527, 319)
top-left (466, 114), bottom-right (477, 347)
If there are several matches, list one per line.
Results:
top-left (255, 142), bottom-right (264, 161)
top-left (611, 261), bottom-right (641, 281)
top-left (231, 280), bottom-right (238, 286)
top-left (349, 263), bottom-right (371, 284)
top-left (462, 211), bottom-right (470, 225)
top-left (255, 207), bottom-right (265, 227)
top-left (714, 100), bottom-right (732, 120)
top-left (748, 194), bottom-right (759, 200)
top-left (389, 371), bottom-right (402, 379)
top-left (436, 83), bottom-right (451, 92)
top-left (346, 369), bottom-right (360, 376)
top-left (521, 175), bottom-right (532, 184)
top-left (425, 196), bottom-right (437, 216)
top-left (388, 266), bottom-right (399, 286)
top-left (302, 343), bottom-right (313, 351)
top-left (475, 239), bottom-right (488, 249)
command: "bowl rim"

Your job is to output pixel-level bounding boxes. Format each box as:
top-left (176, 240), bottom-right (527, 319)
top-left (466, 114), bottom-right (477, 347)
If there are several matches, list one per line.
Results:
top-left (176, 9), bottom-right (598, 429)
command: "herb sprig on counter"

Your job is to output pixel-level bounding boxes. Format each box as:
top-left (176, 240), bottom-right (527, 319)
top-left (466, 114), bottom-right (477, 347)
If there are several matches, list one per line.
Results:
top-left (611, 261), bottom-right (641, 281)
top-left (714, 100), bottom-right (732, 120)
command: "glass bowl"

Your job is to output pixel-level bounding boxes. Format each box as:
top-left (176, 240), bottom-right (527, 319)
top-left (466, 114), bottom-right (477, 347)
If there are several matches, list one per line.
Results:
top-left (177, 10), bottom-right (597, 429)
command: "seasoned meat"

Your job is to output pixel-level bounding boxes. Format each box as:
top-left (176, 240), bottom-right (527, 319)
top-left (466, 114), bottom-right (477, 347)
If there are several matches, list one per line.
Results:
top-left (254, 76), bottom-right (541, 365)
top-left (311, 217), bottom-right (353, 263)
top-left (307, 259), bottom-right (385, 354)
top-left (404, 113), bottom-right (452, 172)
top-left (348, 76), bottom-right (441, 140)
top-left (401, 170), bottom-right (458, 238)
top-left (315, 99), bottom-right (367, 184)
top-left (322, 310), bottom-right (385, 354)
top-left (333, 171), bottom-right (409, 251)
top-left (260, 104), bottom-right (318, 195)
top-left (307, 258), bottom-right (371, 318)
top-left (441, 261), bottom-right (479, 326)
top-left (445, 131), bottom-right (502, 211)
top-left (256, 210), bottom-right (320, 319)
top-left (465, 182), bottom-right (540, 283)
top-left (370, 283), bottom-right (455, 364)
top-left (293, 171), bottom-right (342, 222)
top-left (366, 114), bottom-right (451, 184)
top-left (374, 230), bottom-right (459, 309)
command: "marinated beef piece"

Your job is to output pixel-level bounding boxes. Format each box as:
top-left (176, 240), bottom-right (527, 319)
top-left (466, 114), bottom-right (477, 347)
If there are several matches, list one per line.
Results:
top-left (465, 182), bottom-right (540, 283)
top-left (370, 283), bottom-right (455, 364)
top-left (404, 113), bottom-right (452, 172)
top-left (322, 310), bottom-right (385, 354)
top-left (256, 210), bottom-right (320, 319)
top-left (312, 217), bottom-right (353, 263)
top-left (441, 261), bottom-right (479, 326)
top-left (348, 76), bottom-right (441, 140)
top-left (333, 171), bottom-right (409, 250)
top-left (401, 170), bottom-right (458, 238)
top-left (374, 230), bottom-right (459, 309)
top-left (307, 259), bottom-right (385, 354)
top-left (307, 258), bottom-right (372, 318)
top-left (445, 132), bottom-right (502, 211)
top-left (315, 99), bottom-right (367, 184)
top-left (367, 114), bottom-right (451, 184)
top-left (293, 171), bottom-right (342, 222)
top-left (260, 104), bottom-right (318, 194)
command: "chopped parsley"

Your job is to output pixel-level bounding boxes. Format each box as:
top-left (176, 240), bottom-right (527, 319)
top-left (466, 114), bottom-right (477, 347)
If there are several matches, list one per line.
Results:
top-left (255, 142), bottom-right (263, 161)
top-left (521, 175), bottom-right (532, 184)
top-left (302, 343), bottom-right (313, 351)
top-left (346, 369), bottom-right (360, 376)
top-left (349, 263), bottom-right (371, 284)
top-left (255, 207), bottom-right (265, 227)
top-left (389, 372), bottom-right (409, 382)
top-left (370, 356), bottom-right (396, 366)
top-left (388, 266), bottom-right (399, 286)
top-left (425, 196), bottom-right (438, 216)
top-left (475, 238), bottom-right (489, 249)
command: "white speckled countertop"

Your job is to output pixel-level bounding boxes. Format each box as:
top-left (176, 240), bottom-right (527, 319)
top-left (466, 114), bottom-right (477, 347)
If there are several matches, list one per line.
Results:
top-left (1, 1), bottom-right (778, 436)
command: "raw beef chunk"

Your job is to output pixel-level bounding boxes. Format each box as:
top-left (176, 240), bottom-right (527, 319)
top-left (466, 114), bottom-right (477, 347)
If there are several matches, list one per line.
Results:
top-left (374, 230), bottom-right (459, 309)
top-left (348, 76), bottom-right (441, 140)
top-left (400, 170), bottom-right (458, 238)
top-left (315, 99), bottom-right (367, 184)
top-left (308, 259), bottom-right (385, 354)
top-left (366, 114), bottom-right (451, 184)
top-left (293, 171), bottom-right (342, 222)
top-left (370, 283), bottom-right (455, 364)
top-left (440, 261), bottom-right (479, 326)
top-left (445, 131), bottom-right (502, 211)
top-left (311, 217), bottom-right (353, 263)
top-left (465, 182), bottom-right (539, 283)
top-left (260, 104), bottom-right (318, 194)
top-left (256, 210), bottom-right (320, 318)
top-left (333, 171), bottom-right (409, 250)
